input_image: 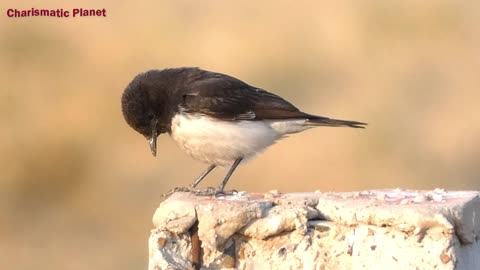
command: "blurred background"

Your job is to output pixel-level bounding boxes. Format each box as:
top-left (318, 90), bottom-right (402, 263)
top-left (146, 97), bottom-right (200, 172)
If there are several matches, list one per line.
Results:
top-left (1, 1), bottom-right (479, 269)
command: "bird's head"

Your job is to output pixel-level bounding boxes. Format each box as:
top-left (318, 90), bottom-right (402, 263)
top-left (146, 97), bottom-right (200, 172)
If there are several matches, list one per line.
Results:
top-left (121, 71), bottom-right (171, 157)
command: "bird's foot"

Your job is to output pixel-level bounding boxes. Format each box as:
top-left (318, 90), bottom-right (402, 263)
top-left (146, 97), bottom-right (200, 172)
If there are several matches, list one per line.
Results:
top-left (162, 186), bottom-right (194, 197)
top-left (162, 186), bottom-right (238, 197)
top-left (213, 189), bottom-right (238, 197)
top-left (191, 187), bottom-right (238, 197)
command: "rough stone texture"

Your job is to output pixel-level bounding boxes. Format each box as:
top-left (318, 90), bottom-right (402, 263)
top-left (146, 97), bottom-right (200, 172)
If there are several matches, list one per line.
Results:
top-left (148, 189), bottom-right (480, 270)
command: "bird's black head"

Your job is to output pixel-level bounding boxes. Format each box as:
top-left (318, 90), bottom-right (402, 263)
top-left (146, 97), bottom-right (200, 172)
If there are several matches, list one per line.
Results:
top-left (121, 70), bottom-right (177, 157)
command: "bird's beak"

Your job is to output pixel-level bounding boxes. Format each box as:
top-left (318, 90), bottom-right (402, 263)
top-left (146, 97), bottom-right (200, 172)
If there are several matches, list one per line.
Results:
top-left (149, 129), bottom-right (158, 157)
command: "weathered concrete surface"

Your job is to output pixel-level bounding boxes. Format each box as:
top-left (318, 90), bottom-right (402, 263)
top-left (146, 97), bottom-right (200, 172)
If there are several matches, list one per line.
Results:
top-left (148, 189), bottom-right (480, 270)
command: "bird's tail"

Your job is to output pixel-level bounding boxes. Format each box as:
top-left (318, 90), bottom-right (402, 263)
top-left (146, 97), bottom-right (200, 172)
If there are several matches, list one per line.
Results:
top-left (305, 115), bottom-right (367, 128)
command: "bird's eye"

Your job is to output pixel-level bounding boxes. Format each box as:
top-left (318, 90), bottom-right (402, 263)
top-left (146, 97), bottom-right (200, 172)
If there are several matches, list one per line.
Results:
top-left (147, 113), bottom-right (155, 121)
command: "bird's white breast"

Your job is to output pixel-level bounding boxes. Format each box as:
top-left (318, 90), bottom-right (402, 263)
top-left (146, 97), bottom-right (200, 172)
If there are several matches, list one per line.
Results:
top-left (170, 114), bottom-right (312, 166)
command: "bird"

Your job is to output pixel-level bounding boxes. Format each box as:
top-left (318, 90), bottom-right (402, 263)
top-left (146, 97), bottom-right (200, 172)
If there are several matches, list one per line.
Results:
top-left (121, 67), bottom-right (366, 194)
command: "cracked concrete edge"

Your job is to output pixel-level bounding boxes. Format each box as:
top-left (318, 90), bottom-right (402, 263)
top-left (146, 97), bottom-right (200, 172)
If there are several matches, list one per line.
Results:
top-left (153, 190), bottom-right (480, 245)
top-left (314, 190), bottom-right (480, 243)
top-left (149, 217), bottom-right (480, 270)
top-left (149, 189), bottom-right (480, 269)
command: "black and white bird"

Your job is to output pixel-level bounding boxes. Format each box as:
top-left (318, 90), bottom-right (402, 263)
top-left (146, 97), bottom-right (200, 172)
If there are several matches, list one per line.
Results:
top-left (121, 67), bottom-right (366, 193)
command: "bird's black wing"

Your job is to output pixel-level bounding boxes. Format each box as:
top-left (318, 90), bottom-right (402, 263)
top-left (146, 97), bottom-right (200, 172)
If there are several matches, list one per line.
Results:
top-left (180, 71), bottom-right (310, 121)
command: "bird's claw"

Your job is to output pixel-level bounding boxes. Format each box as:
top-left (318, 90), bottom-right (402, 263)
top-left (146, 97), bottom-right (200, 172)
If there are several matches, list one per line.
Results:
top-left (189, 186), bottom-right (216, 196)
top-left (162, 186), bottom-right (194, 197)
top-left (191, 187), bottom-right (238, 197)
top-left (163, 186), bottom-right (238, 197)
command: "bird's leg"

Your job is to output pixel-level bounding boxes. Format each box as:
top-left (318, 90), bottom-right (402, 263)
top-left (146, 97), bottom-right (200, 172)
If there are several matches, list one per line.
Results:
top-left (190, 164), bottom-right (216, 188)
top-left (216, 158), bottom-right (243, 193)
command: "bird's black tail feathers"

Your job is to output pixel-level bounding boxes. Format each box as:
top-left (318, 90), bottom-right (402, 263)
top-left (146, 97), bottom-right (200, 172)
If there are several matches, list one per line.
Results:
top-left (306, 115), bottom-right (367, 128)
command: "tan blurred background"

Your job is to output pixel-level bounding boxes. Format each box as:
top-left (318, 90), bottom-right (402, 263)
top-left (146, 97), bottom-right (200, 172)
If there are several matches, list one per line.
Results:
top-left (1, 1), bottom-right (479, 269)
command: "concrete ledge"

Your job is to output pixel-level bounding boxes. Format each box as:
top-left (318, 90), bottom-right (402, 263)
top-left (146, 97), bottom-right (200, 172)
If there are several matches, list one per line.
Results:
top-left (148, 189), bottom-right (480, 270)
